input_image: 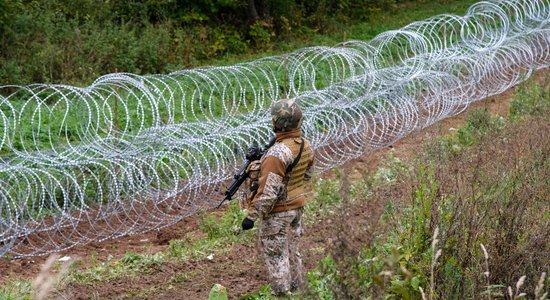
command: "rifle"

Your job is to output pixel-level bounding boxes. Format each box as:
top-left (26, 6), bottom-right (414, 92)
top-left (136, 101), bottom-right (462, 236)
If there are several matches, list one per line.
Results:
top-left (216, 136), bottom-right (277, 208)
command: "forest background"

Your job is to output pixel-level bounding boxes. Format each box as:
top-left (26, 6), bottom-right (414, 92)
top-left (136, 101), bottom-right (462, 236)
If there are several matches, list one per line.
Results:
top-left (0, 0), bottom-right (473, 86)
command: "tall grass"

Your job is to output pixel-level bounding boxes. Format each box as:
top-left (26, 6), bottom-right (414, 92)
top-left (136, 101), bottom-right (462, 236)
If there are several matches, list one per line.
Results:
top-left (305, 75), bottom-right (550, 299)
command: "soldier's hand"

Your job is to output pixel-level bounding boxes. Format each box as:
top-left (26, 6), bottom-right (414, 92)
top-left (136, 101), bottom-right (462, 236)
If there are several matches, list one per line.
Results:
top-left (241, 217), bottom-right (255, 230)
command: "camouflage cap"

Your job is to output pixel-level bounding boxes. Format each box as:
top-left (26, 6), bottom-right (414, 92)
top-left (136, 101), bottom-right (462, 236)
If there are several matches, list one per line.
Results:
top-left (270, 99), bottom-right (303, 132)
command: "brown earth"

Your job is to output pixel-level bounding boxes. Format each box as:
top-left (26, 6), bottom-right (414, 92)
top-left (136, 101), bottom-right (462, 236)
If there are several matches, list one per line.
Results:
top-left (0, 68), bottom-right (547, 299)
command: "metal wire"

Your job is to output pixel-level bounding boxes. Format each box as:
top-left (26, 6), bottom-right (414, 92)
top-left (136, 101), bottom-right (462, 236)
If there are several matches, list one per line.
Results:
top-left (0, 0), bottom-right (549, 258)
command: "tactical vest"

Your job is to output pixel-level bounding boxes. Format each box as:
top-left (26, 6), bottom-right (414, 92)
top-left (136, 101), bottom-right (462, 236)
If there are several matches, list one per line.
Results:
top-left (271, 137), bottom-right (313, 212)
top-left (243, 136), bottom-right (313, 213)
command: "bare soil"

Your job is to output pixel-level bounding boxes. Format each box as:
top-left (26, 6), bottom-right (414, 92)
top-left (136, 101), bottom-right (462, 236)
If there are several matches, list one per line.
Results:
top-left (0, 68), bottom-right (547, 299)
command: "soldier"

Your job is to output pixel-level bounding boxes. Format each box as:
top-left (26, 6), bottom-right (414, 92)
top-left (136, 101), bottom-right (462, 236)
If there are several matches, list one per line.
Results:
top-left (241, 98), bottom-right (314, 296)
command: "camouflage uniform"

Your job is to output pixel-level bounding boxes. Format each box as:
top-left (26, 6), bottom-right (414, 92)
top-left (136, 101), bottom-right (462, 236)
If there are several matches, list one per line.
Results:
top-left (238, 160), bottom-right (261, 209)
top-left (259, 208), bottom-right (305, 294)
top-left (246, 99), bottom-right (314, 295)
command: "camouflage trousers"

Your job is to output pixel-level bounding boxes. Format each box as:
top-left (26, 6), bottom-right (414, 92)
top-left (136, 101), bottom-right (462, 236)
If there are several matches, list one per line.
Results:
top-left (259, 208), bottom-right (305, 295)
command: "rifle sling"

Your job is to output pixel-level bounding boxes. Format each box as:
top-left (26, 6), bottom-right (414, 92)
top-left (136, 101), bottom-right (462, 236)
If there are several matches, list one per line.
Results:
top-left (285, 138), bottom-right (304, 175)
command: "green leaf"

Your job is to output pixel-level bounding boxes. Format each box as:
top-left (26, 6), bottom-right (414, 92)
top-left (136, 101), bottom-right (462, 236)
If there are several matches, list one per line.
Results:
top-left (208, 283), bottom-right (228, 300)
top-left (411, 276), bottom-right (420, 291)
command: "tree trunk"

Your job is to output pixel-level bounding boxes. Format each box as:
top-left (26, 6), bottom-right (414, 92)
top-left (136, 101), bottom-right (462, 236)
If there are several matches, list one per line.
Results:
top-left (248, 0), bottom-right (259, 23)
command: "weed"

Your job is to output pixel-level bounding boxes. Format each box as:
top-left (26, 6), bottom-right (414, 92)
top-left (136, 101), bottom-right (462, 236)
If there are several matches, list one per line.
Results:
top-left (169, 272), bottom-right (193, 284)
top-left (168, 236), bottom-right (225, 260)
top-left (166, 202), bottom-right (253, 261)
top-left (239, 284), bottom-right (275, 300)
top-left (306, 256), bottom-right (337, 300)
top-left (69, 251), bottom-right (164, 284)
top-left (456, 108), bottom-right (506, 146)
top-left (510, 75), bottom-right (550, 120)
top-left (0, 280), bottom-right (32, 300)
top-left (373, 151), bottom-right (409, 184)
top-left (122, 286), bottom-right (161, 299)
top-left (304, 177), bottom-right (341, 223)
top-left (198, 202), bottom-right (247, 240)
top-left (426, 108), bottom-right (506, 160)
top-left (32, 255), bottom-right (71, 300)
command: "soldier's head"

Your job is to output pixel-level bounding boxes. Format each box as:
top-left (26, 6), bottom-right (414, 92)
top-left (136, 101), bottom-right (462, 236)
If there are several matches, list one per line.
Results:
top-left (270, 99), bottom-right (303, 132)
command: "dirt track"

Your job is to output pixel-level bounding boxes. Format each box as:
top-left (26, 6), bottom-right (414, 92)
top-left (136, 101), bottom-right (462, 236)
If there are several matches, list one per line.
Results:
top-left (0, 68), bottom-right (547, 299)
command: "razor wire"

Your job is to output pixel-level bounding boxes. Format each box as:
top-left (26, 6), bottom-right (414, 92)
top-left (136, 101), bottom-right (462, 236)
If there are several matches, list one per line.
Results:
top-left (0, 0), bottom-right (549, 258)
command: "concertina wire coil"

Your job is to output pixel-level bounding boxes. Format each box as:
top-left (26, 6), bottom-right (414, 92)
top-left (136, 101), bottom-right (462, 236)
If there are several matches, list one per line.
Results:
top-left (0, 0), bottom-right (549, 258)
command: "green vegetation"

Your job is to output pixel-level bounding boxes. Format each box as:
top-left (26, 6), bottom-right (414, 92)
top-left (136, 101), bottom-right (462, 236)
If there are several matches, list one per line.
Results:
top-left (168, 202), bottom-right (251, 260)
top-left (304, 176), bottom-right (341, 221)
top-left (0, 280), bottom-right (32, 300)
top-left (0, 0), bottom-right (478, 86)
top-left (209, 283), bottom-right (229, 300)
top-left (0, 163), bottom-right (346, 299)
top-left (426, 108), bottom-right (506, 158)
top-left (240, 285), bottom-right (276, 299)
top-left (58, 178), bottom-right (340, 289)
top-left (510, 75), bottom-right (550, 120)
top-left (304, 74), bottom-right (550, 299)
top-left (2, 202), bottom-right (253, 298)
top-left (67, 201), bottom-right (251, 285)
top-left (69, 251), bottom-right (164, 283)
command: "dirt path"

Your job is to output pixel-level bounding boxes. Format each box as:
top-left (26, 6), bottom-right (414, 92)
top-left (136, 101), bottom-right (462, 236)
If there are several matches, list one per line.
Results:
top-left (1, 68), bottom-right (547, 299)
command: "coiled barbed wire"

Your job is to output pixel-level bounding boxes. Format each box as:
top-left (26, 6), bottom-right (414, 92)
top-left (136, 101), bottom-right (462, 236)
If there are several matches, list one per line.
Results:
top-left (0, 0), bottom-right (549, 258)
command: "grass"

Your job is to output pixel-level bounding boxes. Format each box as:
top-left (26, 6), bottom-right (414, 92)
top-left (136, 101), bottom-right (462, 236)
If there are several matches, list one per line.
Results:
top-left (57, 178), bottom-right (340, 288)
top-left (120, 286), bottom-right (164, 299)
top-left (169, 270), bottom-right (199, 284)
top-left (510, 74), bottom-right (550, 120)
top-left (1, 199), bottom-right (242, 297)
top-left (0, 159), bottom-right (349, 299)
top-left (0, 281), bottom-right (32, 300)
top-left (239, 285), bottom-right (276, 300)
top-left (304, 176), bottom-right (341, 223)
top-left (61, 201), bottom-right (252, 286)
top-left (302, 73), bottom-right (550, 299)
top-left (1, 0), bottom-right (480, 135)
top-left (69, 251), bottom-right (164, 283)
